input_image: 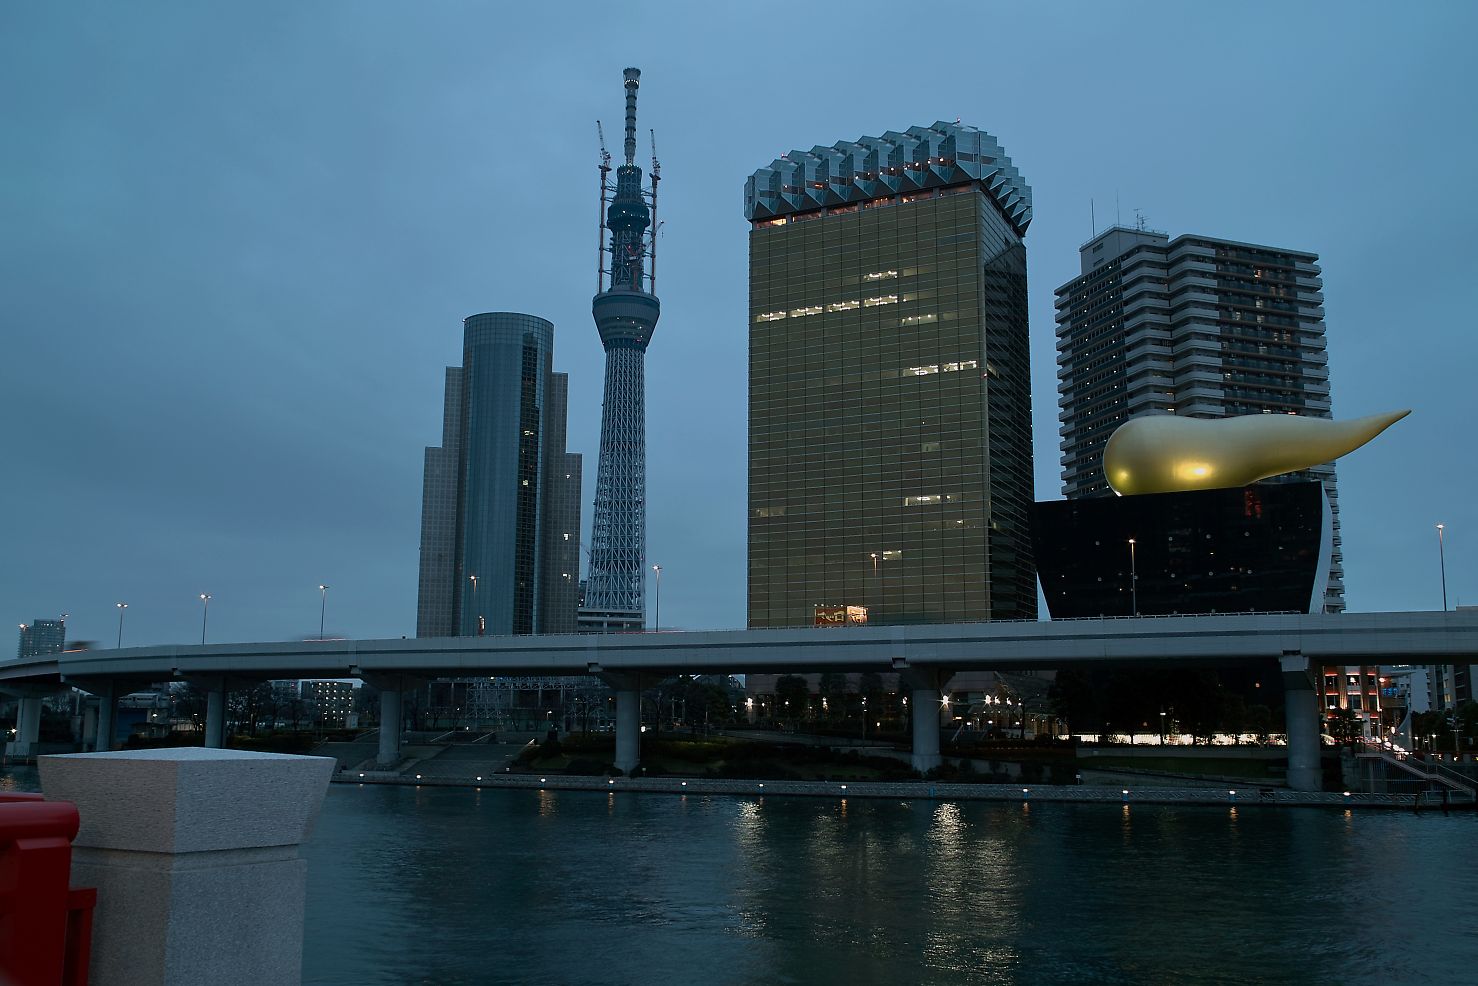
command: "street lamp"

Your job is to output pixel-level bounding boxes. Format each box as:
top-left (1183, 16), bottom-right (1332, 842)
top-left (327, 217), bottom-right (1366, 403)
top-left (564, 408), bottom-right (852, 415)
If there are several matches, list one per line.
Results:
top-left (318, 585), bottom-right (330, 640)
top-left (199, 593), bottom-right (211, 645)
top-left (651, 564), bottom-right (662, 631)
top-left (115, 602), bottom-right (127, 648)
top-left (468, 574), bottom-right (481, 636)
top-left (1128, 538), bottom-right (1139, 616)
top-left (1437, 524), bottom-right (1448, 612)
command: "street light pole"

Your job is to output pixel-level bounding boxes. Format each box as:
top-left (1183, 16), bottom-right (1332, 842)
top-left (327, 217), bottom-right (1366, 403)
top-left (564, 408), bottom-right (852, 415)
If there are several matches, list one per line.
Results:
top-left (199, 593), bottom-right (211, 645)
top-left (651, 564), bottom-right (662, 631)
top-left (115, 602), bottom-right (127, 648)
top-left (318, 584), bottom-right (329, 640)
top-left (468, 574), bottom-right (480, 636)
top-left (1437, 523), bottom-right (1448, 612)
top-left (1128, 538), bottom-right (1139, 616)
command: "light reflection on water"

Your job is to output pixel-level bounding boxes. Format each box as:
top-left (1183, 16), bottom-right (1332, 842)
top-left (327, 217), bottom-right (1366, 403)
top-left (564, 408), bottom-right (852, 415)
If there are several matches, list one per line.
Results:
top-left (4, 767), bottom-right (1476, 985)
top-left (298, 786), bottom-right (1478, 985)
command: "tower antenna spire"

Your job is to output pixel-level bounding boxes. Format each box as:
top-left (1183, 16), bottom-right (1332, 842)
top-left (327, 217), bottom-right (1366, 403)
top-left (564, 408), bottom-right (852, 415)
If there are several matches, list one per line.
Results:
top-left (622, 67), bottom-right (640, 166)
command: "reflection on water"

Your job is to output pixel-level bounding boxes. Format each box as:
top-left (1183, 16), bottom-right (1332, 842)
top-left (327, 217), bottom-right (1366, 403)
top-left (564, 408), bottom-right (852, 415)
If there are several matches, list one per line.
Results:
top-left (3, 766), bottom-right (1475, 985)
top-left (298, 786), bottom-right (1478, 986)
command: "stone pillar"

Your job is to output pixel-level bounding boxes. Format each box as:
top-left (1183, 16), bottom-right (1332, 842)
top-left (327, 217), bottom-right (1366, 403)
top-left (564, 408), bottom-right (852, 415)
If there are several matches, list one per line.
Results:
top-left (901, 668), bottom-right (953, 774)
top-left (377, 688), bottom-right (402, 767)
top-left (38, 748), bottom-right (334, 986)
top-left (598, 672), bottom-right (641, 774)
top-left (204, 686), bottom-right (226, 749)
top-left (1281, 653), bottom-right (1322, 792)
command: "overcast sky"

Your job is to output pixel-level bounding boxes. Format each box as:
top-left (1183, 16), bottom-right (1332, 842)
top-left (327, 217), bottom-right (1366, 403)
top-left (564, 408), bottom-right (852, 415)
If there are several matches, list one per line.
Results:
top-left (3, 1), bottom-right (1475, 648)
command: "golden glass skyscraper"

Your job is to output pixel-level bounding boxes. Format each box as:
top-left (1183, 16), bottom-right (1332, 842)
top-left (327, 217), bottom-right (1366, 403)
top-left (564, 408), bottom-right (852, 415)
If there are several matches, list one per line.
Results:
top-left (745, 122), bottom-right (1036, 628)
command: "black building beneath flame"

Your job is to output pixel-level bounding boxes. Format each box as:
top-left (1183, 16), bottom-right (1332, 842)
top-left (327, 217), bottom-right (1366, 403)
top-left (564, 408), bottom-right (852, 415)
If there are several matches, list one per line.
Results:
top-left (1033, 481), bottom-right (1332, 619)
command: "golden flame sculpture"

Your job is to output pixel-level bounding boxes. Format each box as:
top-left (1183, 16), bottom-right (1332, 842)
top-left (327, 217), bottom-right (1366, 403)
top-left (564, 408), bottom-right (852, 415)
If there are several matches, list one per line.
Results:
top-left (1103, 410), bottom-right (1410, 496)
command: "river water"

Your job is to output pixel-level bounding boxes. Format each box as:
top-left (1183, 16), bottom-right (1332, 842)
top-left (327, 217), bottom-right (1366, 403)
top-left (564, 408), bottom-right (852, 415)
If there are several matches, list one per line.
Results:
top-left (6, 767), bottom-right (1477, 984)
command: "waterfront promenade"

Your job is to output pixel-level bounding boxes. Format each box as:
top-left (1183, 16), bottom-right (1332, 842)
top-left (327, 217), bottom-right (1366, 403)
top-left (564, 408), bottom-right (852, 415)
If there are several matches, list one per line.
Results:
top-left (333, 768), bottom-right (1451, 811)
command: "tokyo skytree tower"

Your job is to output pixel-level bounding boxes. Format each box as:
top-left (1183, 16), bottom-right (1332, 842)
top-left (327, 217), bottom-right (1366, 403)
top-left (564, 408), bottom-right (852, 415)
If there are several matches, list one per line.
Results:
top-left (579, 67), bottom-right (661, 632)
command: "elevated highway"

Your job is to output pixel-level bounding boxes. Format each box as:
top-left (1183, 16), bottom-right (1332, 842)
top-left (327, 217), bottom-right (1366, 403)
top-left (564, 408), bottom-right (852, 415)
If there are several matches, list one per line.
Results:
top-left (5, 609), bottom-right (1473, 790)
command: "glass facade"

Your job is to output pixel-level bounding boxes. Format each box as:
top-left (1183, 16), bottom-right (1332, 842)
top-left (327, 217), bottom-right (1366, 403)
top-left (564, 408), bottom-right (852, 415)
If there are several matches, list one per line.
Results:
top-left (416, 312), bottom-right (582, 638)
top-left (1033, 482), bottom-right (1328, 618)
top-left (459, 313), bottom-right (552, 637)
top-left (748, 187), bottom-right (1036, 627)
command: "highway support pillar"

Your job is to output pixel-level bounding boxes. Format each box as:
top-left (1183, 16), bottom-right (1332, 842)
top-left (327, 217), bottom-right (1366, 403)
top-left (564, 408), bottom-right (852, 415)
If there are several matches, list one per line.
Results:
top-left (1281, 652), bottom-right (1323, 792)
top-left (360, 673), bottom-right (420, 769)
top-left (204, 682), bottom-right (227, 749)
top-left (900, 668), bottom-right (954, 775)
top-left (93, 681), bottom-right (117, 753)
top-left (377, 689), bottom-right (402, 767)
top-left (4, 692), bottom-right (45, 758)
top-left (68, 679), bottom-right (117, 752)
top-left (598, 672), bottom-right (642, 775)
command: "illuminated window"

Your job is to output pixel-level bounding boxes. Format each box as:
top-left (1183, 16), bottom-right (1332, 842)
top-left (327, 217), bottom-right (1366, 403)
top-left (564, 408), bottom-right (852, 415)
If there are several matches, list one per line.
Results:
top-left (881, 550), bottom-right (903, 561)
top-left (904, 359), bottom-right (977, 377)
top-left (827, 300), bottom-right (860, 312)
top-left (756, 311), bottom-right (787, 322)
top-left (863, 270), bottom-right (898, 281)
top-left (789, 305), bottom-right (823, 318)
top-left (863, 295), bottom-right (898, 307)
top-left (903, 494), bottom-right (958, 506)
top-left (900, 314), bottom-right (937, 326)
top-left (754, 506), bottom-right (787, 518)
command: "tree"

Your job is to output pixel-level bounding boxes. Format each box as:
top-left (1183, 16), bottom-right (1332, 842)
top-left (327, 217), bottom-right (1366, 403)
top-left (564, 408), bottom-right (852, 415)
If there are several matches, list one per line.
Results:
top-left (1245, 704), bottom-right (1273, 746)
top-left (818, 673), bottom-right (847, 721)
top-left (1326, 707), bottom-right (1361, 747)
top-left (1048, 670), bottom-right (1100, 737)
top-left (774, 675), bottom-right (810, 723)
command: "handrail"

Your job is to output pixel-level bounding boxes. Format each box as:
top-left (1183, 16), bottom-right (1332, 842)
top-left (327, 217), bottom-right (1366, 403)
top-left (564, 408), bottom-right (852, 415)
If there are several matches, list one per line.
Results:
top-left (1357, 742), bottom-right (1478, 794)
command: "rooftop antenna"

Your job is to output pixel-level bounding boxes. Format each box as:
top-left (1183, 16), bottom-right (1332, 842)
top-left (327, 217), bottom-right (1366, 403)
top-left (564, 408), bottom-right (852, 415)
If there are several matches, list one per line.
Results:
top-left (1134, 208), bottom-right (1147, 232)
top-left (596, 120), bottom-right (611, 292)
top-left (1091, 197), bottom-right (1096, 237)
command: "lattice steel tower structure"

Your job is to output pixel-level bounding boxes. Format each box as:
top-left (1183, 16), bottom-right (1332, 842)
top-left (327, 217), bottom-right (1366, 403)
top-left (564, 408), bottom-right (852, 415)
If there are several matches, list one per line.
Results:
top-left (579, 67), bottom-right (661, 632)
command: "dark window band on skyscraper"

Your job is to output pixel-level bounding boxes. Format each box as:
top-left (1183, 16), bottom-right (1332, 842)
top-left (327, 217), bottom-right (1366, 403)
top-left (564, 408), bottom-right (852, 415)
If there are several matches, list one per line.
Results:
top-left (744, 121), bottom-right (1037, 629)
top-left (416, 312), bottom-right (582, 638)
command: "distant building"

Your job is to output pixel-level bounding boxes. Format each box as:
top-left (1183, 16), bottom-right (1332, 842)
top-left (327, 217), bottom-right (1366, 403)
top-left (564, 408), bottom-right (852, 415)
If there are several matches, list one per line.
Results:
top-left (416, 312), bottom-right (582, 637)
top-left (17, 618), bottom-right (65, 658)
top-left (301, 680), bottom-right (357, 728)
top-left (1054, 226), bottom-right (1344, 612)
top-left (745, 121), bottom-right (1037, 627)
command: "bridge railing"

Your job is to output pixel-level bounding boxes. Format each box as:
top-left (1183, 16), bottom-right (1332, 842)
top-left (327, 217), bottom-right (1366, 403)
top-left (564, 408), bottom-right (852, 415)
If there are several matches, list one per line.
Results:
top-left (0, 793), bottom-right (96, 986)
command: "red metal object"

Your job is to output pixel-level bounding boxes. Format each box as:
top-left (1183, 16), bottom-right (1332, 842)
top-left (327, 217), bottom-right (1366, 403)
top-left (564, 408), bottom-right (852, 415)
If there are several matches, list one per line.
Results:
top-left (0, 794), bottom-right (96, 986)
